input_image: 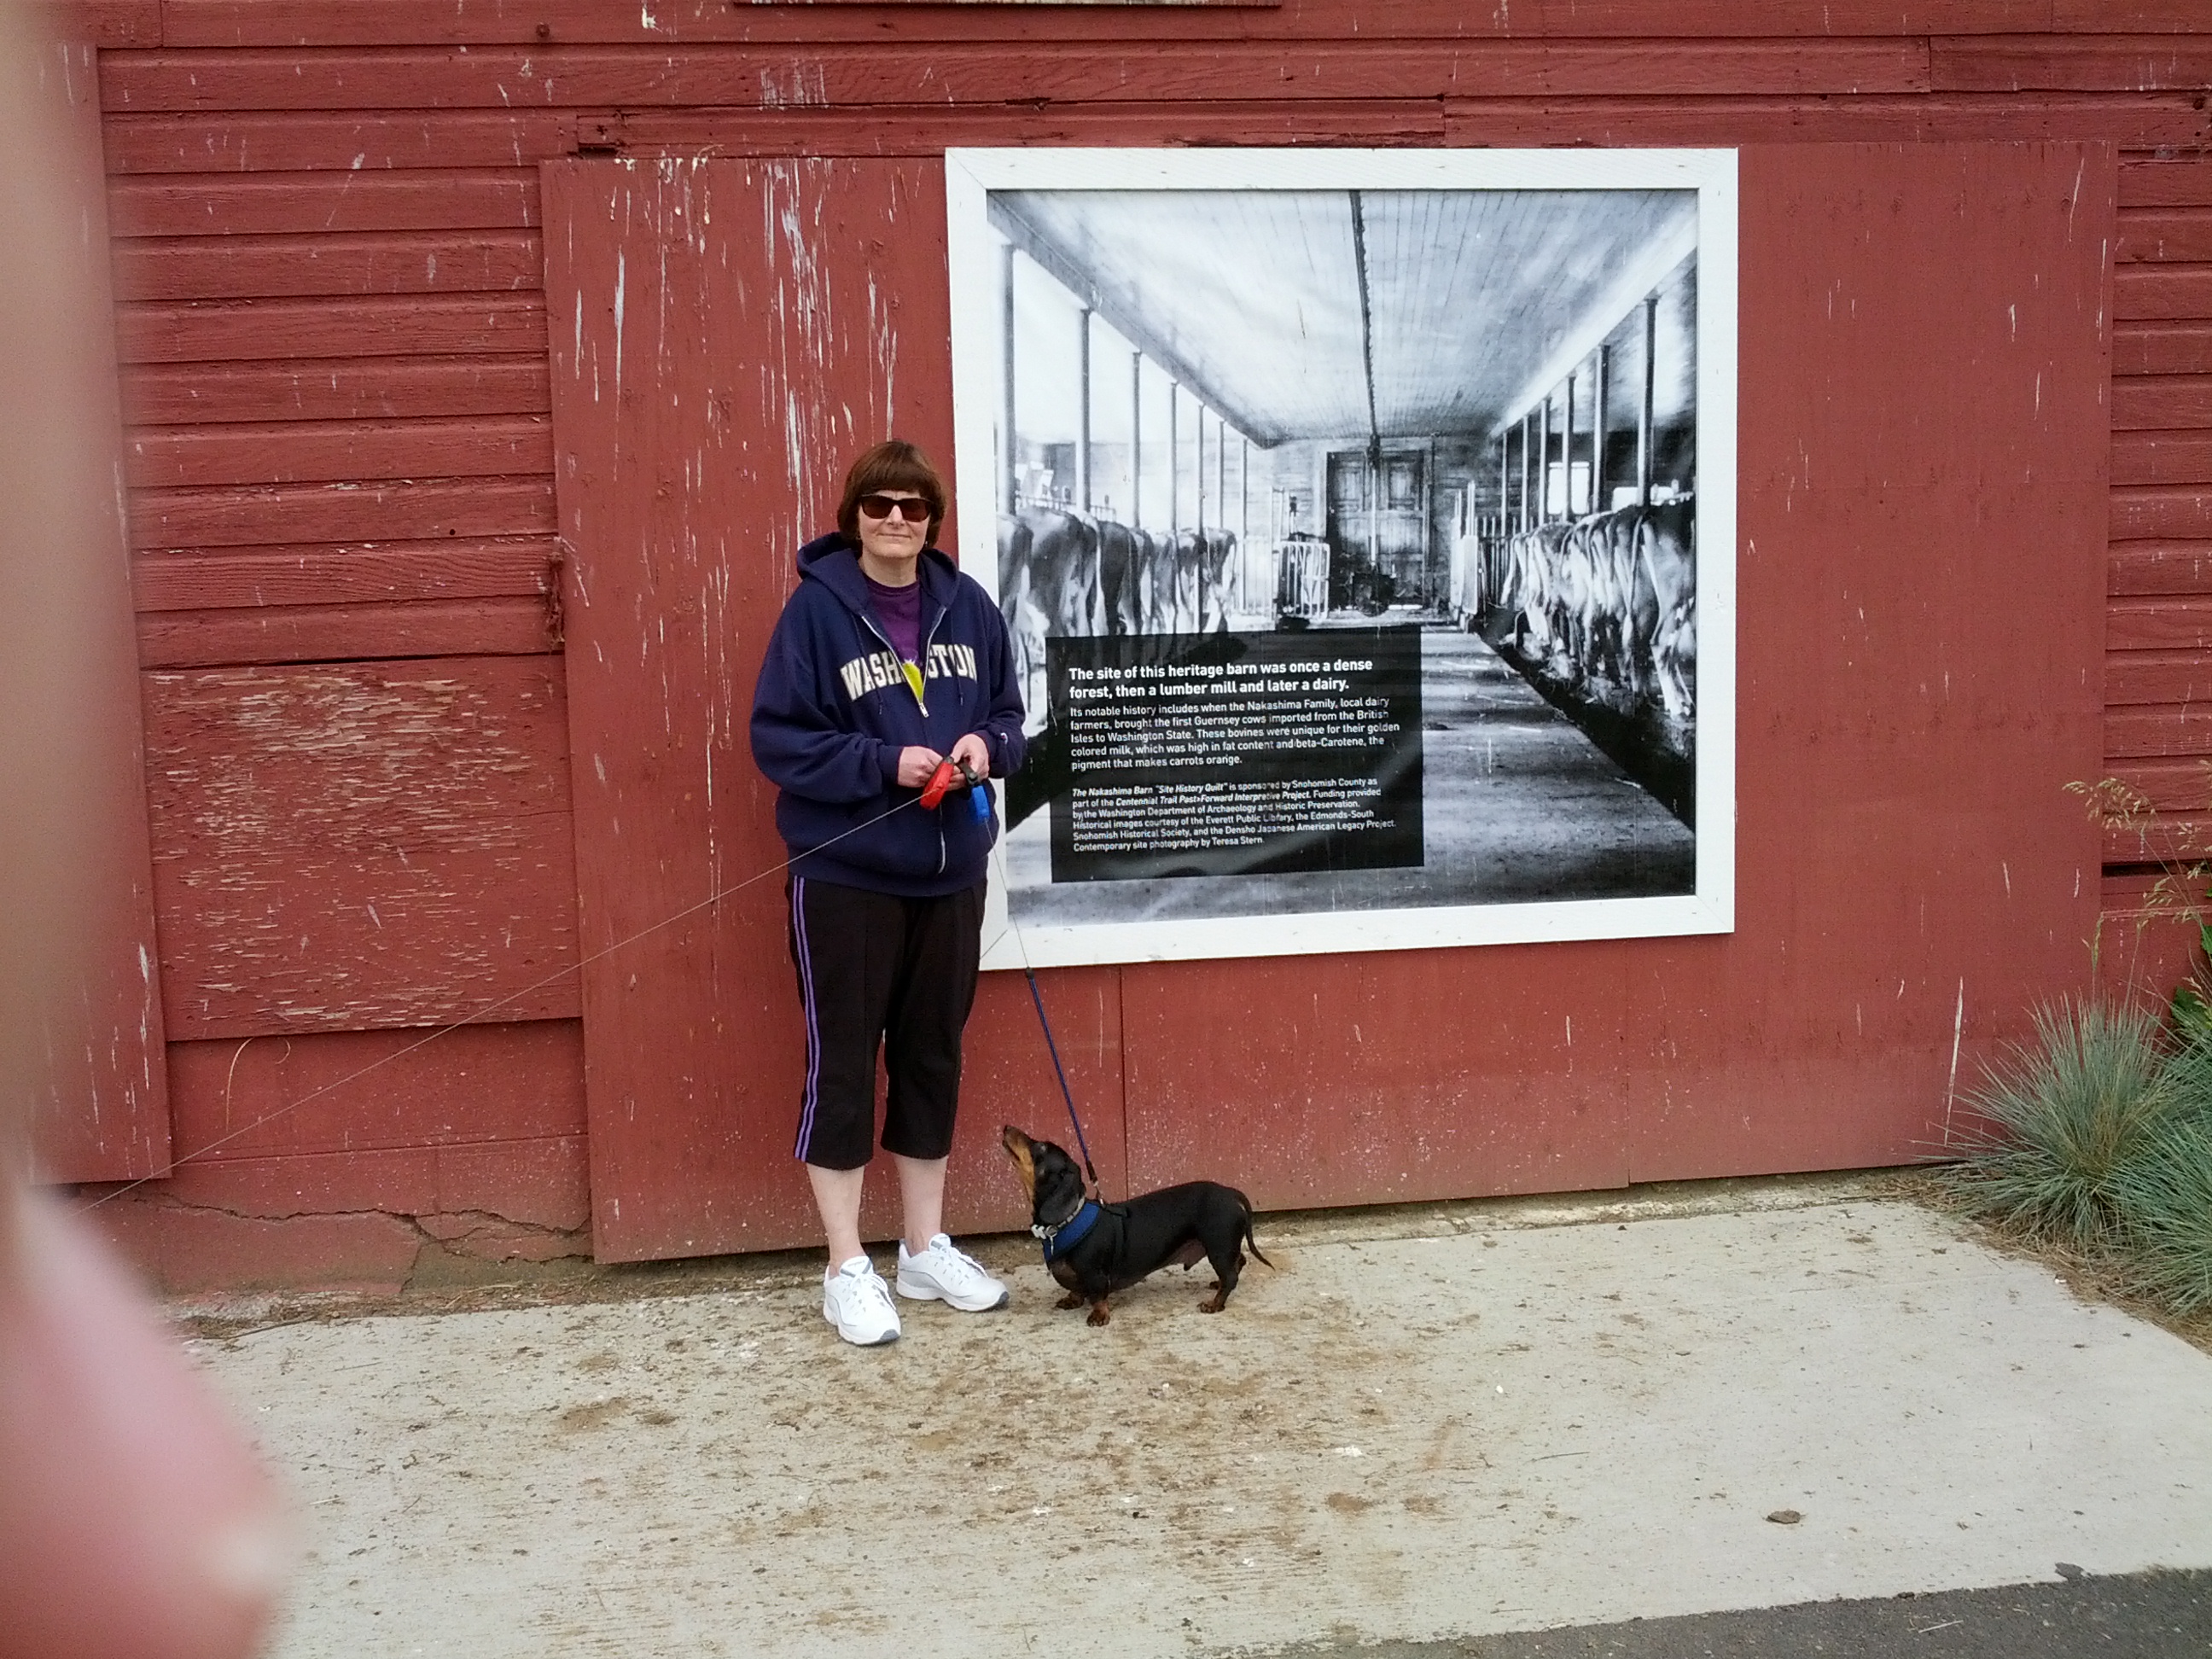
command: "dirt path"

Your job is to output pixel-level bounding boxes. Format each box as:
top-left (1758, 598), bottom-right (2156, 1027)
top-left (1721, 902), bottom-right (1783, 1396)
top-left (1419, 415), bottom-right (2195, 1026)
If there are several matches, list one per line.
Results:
top-left (183, 1181), bottom-right (2212, 1657)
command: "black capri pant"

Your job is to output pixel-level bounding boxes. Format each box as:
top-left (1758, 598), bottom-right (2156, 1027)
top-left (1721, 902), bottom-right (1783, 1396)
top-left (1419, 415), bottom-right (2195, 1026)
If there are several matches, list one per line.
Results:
top-left (786, 874), bottom-right (984, 1171)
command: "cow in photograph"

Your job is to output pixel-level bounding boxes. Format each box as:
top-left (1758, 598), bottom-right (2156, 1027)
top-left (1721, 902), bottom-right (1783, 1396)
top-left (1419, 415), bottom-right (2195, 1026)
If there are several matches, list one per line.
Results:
top-left (1635, 496), bottom-right (1697, 723)
top-left (1108, 521), bottom-right (1234, 636)
top-left (1096, 517), bottom-right (1145, 637)
top-left (1493, 497), bottom-right (1696, 736)
top-left (995, 521), bottom-right (1055, 736)
top-left (998, 507), bottom-right (1103, 641)
top-left (1195, 528), bottom-right (1237, 633)
top-left (1131, 526), bottom-right (1167, 633)
top-left (1450, 506), bottom-right (1485, 626)
top-left (1002, 508), bottom-right (1238, 652)
top-left (1553, 519), bottom-right (1599, 675)
top-left (1510, 521), bottom-right (1571, 661)
top-left (1598, 506), bottom-right (1647, 689)
top-left (1106, 523), bottom-right (1159, 634)
top-left (1165, 527), bottom-right (1204, 632)
top-left (1569, 503), bottom-right (1648, 694)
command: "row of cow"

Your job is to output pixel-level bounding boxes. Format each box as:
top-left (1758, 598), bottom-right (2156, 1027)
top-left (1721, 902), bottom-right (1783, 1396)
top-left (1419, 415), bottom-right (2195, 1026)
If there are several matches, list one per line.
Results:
top-left (996, 495), bottom-right (1696, 735)
top-left (1474, 497), bottom-right (1697, 725)
top-left (998, 507), bottom-right (1240, 639)
top-left (997, 506), bottom-right (1242, 730)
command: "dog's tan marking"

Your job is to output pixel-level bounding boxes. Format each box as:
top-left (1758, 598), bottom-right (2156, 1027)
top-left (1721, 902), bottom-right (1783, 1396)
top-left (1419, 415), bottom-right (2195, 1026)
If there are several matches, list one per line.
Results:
top-left (998, 1125), bottom-right (1038, 1206)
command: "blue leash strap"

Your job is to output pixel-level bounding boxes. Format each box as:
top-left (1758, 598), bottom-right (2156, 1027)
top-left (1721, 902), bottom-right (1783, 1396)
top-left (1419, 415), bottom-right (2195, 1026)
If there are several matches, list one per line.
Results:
top-left (1023, 965), bottom-right (1100, 1194)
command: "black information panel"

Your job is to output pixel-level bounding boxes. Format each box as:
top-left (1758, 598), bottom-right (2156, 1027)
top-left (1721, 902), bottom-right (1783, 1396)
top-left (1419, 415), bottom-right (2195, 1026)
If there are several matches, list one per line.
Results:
top-left (1045, 627), bottom-right (1423, 882)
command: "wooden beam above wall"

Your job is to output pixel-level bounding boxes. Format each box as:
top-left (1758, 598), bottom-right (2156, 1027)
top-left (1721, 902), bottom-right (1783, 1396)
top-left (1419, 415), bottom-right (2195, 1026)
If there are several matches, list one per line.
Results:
top-left (117, 1), bottom-right (2212, 51)
top-left (96, 40), bottom-right (1940, 113)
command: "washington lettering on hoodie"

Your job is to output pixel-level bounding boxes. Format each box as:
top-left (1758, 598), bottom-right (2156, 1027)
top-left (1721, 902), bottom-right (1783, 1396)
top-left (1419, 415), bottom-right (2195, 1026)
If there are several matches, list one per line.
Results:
top-left (749, 533), bottom-right (1026, 898)
top-left (835, 640), bottom-right (981, 706)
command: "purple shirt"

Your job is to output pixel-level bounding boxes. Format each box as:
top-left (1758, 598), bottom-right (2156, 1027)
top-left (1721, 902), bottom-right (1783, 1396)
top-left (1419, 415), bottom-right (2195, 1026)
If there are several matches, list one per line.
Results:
top-left (864, 574), bottom-right (923, 667)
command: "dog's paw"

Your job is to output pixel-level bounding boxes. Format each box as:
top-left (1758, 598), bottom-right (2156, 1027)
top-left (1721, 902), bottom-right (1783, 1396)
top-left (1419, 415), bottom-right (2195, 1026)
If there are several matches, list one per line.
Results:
top-left (1198, 1293), bottom-right (1226, 1313)
top-left (1054, 1292), bottom-right (1085, 1312)
top-left (1085, 1304), bottom-right (1112, 1327)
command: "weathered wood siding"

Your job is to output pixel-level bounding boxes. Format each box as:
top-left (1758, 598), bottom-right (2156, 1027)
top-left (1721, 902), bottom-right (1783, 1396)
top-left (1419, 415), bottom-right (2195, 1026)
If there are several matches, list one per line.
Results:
top-left (52, 0), bottom-right (2212, 1286)
top-left (2098, 152), bottom-right (2212, 1001)
top-left (142, 658), bottom-right (576, 1040)
top-left (82, 0), bottom-right (579, 1284)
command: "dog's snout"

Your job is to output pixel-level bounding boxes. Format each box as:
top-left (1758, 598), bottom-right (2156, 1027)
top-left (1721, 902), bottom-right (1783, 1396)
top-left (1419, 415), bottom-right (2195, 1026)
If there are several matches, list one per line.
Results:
top-left (1000, 1126), bottom-right (1039, 1205)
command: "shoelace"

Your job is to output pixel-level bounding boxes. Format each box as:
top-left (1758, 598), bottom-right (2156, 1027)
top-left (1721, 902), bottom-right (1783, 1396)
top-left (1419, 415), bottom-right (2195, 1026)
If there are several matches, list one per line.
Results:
top-left (838, 1267), bottom-right (895, 1315)
top-left (917, 1243), bottom-right (987, 1289)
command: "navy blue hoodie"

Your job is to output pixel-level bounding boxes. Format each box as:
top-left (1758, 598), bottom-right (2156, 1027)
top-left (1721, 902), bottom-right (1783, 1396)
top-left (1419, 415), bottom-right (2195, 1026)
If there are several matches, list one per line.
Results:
top-left (749, 533), bottom-right (1027, 897)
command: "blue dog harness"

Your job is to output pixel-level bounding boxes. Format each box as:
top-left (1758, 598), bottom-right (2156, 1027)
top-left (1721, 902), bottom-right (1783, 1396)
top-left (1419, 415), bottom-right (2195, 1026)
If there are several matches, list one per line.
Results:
top-left (1033, 1198), bottom-right (1101, 1261)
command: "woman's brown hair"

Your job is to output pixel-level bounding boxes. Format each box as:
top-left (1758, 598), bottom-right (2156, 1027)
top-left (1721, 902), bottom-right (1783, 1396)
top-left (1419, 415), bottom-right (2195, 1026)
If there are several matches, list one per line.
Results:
top-left (836, 439), bottom-right (948, 546)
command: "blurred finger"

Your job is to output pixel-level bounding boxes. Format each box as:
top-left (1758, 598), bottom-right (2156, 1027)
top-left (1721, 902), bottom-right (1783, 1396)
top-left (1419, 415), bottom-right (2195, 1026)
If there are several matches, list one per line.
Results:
top-left (0, 1190), bottom-right (290, 1659)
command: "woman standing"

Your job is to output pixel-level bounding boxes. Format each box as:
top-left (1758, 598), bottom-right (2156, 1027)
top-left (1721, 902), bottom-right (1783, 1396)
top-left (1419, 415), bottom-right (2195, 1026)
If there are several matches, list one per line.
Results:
top-left (749, 440), bottom-right (1027, 1346)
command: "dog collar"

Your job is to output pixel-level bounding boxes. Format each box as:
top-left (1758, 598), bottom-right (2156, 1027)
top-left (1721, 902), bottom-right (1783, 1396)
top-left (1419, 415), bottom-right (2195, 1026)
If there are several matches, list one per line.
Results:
top-left (1033, 1199), bottom-right (1100, 1260)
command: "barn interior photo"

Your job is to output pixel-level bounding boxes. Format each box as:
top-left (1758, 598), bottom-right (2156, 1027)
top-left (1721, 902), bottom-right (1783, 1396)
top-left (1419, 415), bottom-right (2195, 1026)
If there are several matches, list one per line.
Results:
top-left (980, 177), bottom-right (1711, 929)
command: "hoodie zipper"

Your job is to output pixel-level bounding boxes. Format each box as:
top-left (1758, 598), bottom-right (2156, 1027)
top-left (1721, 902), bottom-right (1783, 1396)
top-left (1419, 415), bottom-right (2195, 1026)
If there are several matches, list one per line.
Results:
top-left (858, 612), bottom-right (928, 718)
top-left (860, 597), bottom-right (952, 876)
top-left (916, 602), bottom-right (953, 875)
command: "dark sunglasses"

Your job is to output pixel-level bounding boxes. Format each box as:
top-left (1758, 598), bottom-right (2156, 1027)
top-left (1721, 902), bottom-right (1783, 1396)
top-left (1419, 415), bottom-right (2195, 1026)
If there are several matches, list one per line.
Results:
top-left (857, 493), bottom-right (933, 523)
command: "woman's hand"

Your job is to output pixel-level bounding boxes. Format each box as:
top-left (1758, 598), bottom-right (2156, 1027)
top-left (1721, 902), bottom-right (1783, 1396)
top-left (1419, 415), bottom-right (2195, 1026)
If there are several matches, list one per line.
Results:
top-left (895, 746), bottom-right (943, 789)
top-left (949, 734), bottom-right (991, 782)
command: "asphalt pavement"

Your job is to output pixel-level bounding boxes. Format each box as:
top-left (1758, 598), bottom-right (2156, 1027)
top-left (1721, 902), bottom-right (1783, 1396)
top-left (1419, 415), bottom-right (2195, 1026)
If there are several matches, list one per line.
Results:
top-left (1280, 1569), bottom-right (2212, 1656)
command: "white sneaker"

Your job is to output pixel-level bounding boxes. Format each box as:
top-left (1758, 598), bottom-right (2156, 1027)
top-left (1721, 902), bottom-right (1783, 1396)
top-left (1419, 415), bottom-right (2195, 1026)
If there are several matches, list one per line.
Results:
top-left (822, 1256), bottom-right (900, 1346)
top-left (895, 1233), bottom-right (1010, 1312)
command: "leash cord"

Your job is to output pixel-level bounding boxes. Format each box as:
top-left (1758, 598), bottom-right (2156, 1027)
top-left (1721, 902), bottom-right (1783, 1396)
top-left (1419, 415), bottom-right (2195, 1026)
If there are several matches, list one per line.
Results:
top-left (1024, 969), bottom-right (1099, 1194)
top-left (984, 828), bottom-right (1103, 1199)
top-left (72, 791), bottom-right (932, 1215)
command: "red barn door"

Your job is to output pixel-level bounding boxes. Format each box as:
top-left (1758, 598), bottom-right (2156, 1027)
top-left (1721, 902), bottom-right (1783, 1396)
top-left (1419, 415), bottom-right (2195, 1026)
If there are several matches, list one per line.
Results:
top-left (544, 159), bottom-right (1124, 1261)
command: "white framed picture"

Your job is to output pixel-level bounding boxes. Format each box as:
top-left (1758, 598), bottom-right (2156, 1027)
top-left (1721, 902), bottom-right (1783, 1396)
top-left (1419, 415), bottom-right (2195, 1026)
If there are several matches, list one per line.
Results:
top-left (945, 147), bottom-right (1737, 969)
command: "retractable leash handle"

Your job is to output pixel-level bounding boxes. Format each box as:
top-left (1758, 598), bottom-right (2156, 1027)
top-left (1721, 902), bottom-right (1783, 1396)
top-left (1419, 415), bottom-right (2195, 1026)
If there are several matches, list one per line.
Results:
top-left (960, 760), bottom-right (991, 823)
top-left (919, 757), bottom-right (959, 810)
top-left (919, 756), bottom-right (992, 823)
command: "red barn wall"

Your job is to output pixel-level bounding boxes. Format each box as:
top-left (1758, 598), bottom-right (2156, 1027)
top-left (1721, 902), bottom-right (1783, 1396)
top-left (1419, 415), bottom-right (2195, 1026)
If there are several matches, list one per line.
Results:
top-left (43, 0), bottom-right (2212, 1292)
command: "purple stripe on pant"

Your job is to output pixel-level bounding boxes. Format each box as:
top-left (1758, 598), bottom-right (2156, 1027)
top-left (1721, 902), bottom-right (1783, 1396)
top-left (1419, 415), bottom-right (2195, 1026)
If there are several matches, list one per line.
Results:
top-left (790, 875), bottom-right (824, 1161)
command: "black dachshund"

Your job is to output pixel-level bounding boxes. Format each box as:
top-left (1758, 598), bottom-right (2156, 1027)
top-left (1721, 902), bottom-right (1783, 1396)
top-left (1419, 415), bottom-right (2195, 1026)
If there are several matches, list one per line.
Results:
top-left (1001, 1126), bottom-right (1271, 1327)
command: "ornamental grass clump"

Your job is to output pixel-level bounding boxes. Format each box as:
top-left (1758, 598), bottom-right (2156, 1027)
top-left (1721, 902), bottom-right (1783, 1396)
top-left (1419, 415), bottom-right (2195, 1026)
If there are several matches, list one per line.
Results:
top-left (2121, 1037), bottom-right (2212, 1316)
top-left (1984, 775), bottom-right (2212, 1320)
top-left (1937, 998), bottom-right (2179, 1255)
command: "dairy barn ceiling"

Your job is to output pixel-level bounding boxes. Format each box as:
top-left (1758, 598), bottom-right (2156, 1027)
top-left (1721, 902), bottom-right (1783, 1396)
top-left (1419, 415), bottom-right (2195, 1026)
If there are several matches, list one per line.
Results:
top-left (993, 187), bottom-right (1700, 445)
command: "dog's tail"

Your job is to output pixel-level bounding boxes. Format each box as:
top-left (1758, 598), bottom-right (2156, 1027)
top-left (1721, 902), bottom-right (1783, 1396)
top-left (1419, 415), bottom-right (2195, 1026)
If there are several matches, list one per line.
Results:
top-left (1242, 1200), bottom-right (1275, 1270)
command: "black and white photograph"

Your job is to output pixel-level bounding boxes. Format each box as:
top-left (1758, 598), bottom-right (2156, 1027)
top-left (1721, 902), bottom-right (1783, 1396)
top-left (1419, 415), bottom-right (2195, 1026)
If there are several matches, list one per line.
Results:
top-left (945, 148), bottom-right (1737, 969)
